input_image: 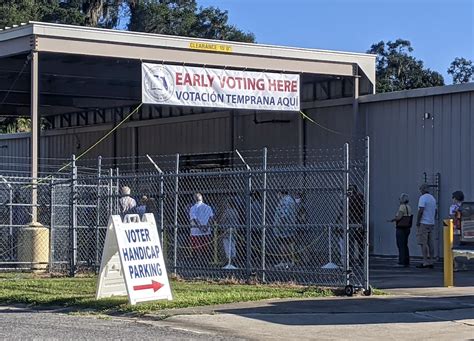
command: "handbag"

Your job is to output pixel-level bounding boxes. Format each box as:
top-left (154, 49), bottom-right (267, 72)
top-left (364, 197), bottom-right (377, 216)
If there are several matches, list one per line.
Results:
top-left (396, 205), bottom-right (413, 228)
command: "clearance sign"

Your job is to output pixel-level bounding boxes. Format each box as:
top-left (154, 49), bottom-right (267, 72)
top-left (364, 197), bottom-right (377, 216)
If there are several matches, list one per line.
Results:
top-left (142, 63), bottom-right (300, 111)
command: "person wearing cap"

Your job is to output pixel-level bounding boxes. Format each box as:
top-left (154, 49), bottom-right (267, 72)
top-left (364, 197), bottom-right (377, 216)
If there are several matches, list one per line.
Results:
top-left (450, 190), bottom-right (467, 271)
top-left (416, 184), bottom-right (437, 268)
top-left (388, 193), bottom-right (413, 267)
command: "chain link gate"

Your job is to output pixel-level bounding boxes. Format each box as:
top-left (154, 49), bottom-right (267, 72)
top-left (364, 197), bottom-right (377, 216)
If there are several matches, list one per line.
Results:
top-left (97, 141), bottom-right (370, 292)
top-left (0, 141), bottom-right (369, 293)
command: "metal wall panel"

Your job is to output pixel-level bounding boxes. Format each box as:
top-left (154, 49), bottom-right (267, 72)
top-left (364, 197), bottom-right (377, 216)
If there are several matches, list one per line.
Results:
top-left (137, 114), bottom-right (231, 158)
top-left (234, 111), bottom-right (300, 151)
top-left (1, 84), bottom-right (472, 258)
top-left (304, 105), bottom-right (354, 150)
top-left (365, 89), bottom-right (474, 256)
top-left (0, 134), bottom-right (30, 173)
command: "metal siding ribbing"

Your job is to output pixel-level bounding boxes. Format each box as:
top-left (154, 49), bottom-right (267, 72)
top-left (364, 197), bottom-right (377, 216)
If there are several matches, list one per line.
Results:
top-left (0, 134), bottom-right (30, 173)
top-left (137, 115), bottom-right (231, 156)
top-left (234, 112), bottom-right (299, 150)
top-left (365, 88), bottom-right (474, 256)
top-left (0, 85), bottom-right (473, 258)
top-left (304, 105), bottom-right (353, 150)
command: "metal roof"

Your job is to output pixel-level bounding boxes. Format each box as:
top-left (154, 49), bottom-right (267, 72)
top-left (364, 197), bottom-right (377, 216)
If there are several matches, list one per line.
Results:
top-left (0, 21), bottom-right (376, 84)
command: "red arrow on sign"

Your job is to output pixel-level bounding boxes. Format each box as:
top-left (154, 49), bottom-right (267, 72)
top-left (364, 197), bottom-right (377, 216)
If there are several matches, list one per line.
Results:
top-left (133, 280), bottom-right (164, 292)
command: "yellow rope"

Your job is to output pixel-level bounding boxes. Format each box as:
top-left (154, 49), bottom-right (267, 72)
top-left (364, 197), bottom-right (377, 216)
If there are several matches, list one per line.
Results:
top-left (56, 102), bottom-right (144, 173)
top-left (22, 103), bottom-right (143, 188)
top-left (299, 110), bottom-right (349, 136)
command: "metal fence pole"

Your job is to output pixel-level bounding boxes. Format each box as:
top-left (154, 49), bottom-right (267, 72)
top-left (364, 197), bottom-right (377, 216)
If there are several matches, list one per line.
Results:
top-left (70, 155), bottom-right (78, 277)
top-left (363, 137), bottom-right (370, 291)
top-left (108, 168), bottom-right (113, 217)
top-left (115, 168), bottom-right (120, 215)
top-left (261, 147), bottom-right (268, 282)
top-left (159, 173), bottom-right (164, 250)
top-left (245, 170), bottom-right (252, 280)
top-left (173, 153), bottom-right (180, 275)
top-left (95, 156), bottom-right (102, 271)
top-left (8, 184), bottom-right (13, 260)
top-left (49, 178), bottom-right (55, 273)
top-left (343, 143), bottom-right (350, 286)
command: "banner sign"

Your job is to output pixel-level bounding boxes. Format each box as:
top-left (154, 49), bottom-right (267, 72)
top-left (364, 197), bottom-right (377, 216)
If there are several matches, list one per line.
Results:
top-left (96, 214), bottom-right (172, 305)
top-left (142, 63), bottom-right (300, 111)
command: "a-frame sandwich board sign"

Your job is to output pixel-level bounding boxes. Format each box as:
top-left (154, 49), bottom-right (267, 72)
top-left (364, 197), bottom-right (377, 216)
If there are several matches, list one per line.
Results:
top-left (96, 213), bottom-right (172, 305)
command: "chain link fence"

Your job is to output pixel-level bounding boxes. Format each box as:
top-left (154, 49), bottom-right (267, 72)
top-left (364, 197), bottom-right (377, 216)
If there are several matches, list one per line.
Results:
top-left (0, 140), bottom-right (369, 292)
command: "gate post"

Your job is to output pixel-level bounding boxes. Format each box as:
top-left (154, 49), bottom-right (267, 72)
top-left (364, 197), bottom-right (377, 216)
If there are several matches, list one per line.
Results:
top-left (245, 169), bottom-right (252, 281)
top-left (95, 156), bottom-right (102, 271)
top-left (364, 137), bottom-right (370, 291)
top-left (173, 153), bottom-right (180, 276)
top-left (343, 144), bottom-right (350, 286)
top-left (159, 173), bottom-right (165, 251)
top-left (261, 148), bottom-right (268, 282)
top-left (49, 178), bottom-right (55, 273)
top-left (69, 154), bottom-right (78, 277)
top-left (8, 183), bottom-right (13, 260)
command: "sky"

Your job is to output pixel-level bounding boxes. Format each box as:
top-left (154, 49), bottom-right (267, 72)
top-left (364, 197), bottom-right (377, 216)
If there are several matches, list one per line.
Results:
top-left (197, 0), bottom-right (474, 83)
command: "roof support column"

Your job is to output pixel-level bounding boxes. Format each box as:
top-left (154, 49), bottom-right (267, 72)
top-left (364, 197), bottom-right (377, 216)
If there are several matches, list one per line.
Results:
top-left (30, 50), bottom-right (39, 223)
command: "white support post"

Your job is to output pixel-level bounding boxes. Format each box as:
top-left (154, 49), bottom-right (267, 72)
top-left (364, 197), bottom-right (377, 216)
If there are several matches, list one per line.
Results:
top-left (31, 51), bottom-right (39, 223)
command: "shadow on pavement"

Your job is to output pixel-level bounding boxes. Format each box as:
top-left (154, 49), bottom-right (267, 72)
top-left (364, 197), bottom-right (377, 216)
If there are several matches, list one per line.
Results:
top-left (369, 256), bottom-right (474, 289)
top-left (216, 294), bottom-right (474, 326)
top-left (213, 256), bottom-right (474, 326)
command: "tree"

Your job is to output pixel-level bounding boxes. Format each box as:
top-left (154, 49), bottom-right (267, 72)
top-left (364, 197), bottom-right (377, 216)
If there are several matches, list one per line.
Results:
top-left (367, 39), bottom-right (444, 93)
top-left (1, 1), bottom-right (255, 42)
top-left (0, 0), bottom-right (86, 27)
top-left (127, 1), bottom-right (255, 42)
top-left (0, 0), bottom-right (122, 28)
top-left (0, 0), bottom-right (255, 132)
top-left (448, 57), bottom-right (474, 84)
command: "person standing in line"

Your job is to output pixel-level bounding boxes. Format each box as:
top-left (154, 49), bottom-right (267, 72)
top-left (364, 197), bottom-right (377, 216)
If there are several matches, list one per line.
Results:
top-left (416, 184), bottom-right (437, 269)
top-left (273, 190), bottom-right (297, 268)
top-left (189, 193), bottom-right (214, 263)
top-left (136, 196), bottom-right (148, 218)
top-left (119, 186), bottom-right (137, 217)
top-left (220, 197), bottom-right (241, 268)
top-left (388, 193), bottom-right (413, 267)
top-left (450, 190), bottom-right (467, 271)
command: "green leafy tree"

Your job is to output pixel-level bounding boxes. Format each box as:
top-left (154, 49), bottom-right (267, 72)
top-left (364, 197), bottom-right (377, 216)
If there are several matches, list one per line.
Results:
top-left (367, 39), bottom-right (444, 93)
top-left (128, 1), bottom-right (255, 42)
top-left (0, 0), bottom-right (121, 28)
top-left (1, 0), bottom-right (255, 132)
top-left (447, 57), bottom-right (474, 84)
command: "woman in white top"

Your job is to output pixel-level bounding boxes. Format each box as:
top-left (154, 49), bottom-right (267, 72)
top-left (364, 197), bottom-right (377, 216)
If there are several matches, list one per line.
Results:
top-left (389, 193), bottom-right (413, 267)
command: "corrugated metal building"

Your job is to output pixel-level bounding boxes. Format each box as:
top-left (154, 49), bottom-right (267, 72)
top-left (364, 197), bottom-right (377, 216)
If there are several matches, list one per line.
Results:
top-left (1, 22), bottom-right (473, 256)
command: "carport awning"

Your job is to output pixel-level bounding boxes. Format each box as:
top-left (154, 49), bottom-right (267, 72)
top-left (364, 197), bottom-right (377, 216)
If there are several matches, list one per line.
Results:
top-left (0, 22), bottom-right (376, 117)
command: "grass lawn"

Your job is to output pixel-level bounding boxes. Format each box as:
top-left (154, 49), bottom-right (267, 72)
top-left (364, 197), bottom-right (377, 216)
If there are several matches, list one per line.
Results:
top-left (0, 273), bottom-right (335, 315)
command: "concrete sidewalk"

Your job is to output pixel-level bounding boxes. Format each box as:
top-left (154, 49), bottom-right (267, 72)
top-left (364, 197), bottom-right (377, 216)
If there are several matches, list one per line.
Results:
top-left (146, 257), bottom-right (474, 340)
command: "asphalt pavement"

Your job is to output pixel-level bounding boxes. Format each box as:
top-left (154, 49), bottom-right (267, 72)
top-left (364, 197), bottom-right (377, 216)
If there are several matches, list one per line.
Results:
top-left (0, 306), bottom-right (244, 340)
top-left (1, 256), bottom-right (473, 340)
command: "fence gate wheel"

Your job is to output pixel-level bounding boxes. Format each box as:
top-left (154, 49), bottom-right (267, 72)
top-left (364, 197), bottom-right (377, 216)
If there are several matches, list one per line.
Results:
top-left (344, 285), bottom-right (354, 297)
top-left (363, 286), bottom-right (373, 296)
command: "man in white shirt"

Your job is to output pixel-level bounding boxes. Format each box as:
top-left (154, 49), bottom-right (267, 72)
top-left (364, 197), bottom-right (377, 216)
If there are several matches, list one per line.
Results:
top-left (416, 184), bottom-right (437, 268)
top-left (189, 193), bottom-right (214, 262)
